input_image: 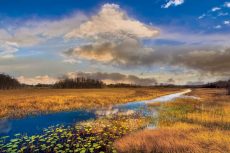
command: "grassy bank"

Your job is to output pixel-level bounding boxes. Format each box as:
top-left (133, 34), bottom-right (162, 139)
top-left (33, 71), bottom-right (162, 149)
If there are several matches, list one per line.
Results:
top-left (114, 89), bottom-right (230, 153)
top-left (0, 88), bottom-right (180, 118)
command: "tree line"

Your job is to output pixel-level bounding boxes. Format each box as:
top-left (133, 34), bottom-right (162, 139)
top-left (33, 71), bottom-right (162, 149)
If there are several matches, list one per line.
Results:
top-left (107, 83), bottom-right (141, 88)
top-left (1, 73), bottom-right (230, 94)
top-left (0, 73), bottom-right (21, 90)
top-left (53, 77), bottom-right (105, 89)
top-left (202, 80), bottom-right (230, 95)
top-left (0, 73), bottom-right (141, 90)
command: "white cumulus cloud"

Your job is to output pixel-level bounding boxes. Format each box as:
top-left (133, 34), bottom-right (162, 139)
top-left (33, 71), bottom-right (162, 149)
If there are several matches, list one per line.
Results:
top-left (224, 20), bottom-right (230, 25)
top-left (63, 3), bottom-right (160, 67)
top-left (162, 0), bottom-right (184, 8)
top-left (0, 13), bottom-right (87, 58)
top-left (65, 4), bottom-right (159, 39)
top-left (224, 2), bottom-right (230, 8)
top-left (212, 7), bottom-right (221, 12)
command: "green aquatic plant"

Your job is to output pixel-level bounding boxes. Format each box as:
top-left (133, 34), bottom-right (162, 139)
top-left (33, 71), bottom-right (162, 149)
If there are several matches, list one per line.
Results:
top-left (0, 115), bottom-right (149, 153)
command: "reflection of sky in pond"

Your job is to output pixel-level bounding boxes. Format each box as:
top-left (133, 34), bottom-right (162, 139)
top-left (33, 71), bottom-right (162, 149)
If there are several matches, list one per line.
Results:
top-left (0, 110), bottom-right (96, 137)
top-left (0, 89), bottom-right (196, 139)
top-left (0, 120), bottom-right (11, 134)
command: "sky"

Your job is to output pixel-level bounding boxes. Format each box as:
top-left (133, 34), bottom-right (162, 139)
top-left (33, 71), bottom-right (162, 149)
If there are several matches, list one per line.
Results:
top-left (0, 0), bottom-right (230, 85)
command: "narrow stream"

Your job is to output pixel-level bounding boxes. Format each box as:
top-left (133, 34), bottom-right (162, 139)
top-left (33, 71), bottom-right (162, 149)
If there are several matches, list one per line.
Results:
top-left (0, 89), bottom-right (193, 138)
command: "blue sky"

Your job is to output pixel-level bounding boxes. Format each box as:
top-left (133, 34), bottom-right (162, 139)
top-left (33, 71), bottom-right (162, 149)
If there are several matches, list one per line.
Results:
top-left (0, 0), bottom-right (230, 85)
top-left (0, 0), bottom-right (228, 32)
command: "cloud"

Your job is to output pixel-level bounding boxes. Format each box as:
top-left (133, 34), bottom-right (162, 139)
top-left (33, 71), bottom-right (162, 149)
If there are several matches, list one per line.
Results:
top-left (0, 3), bottom-right (159, 59)
top-left (1, 2), bottom-right (229, 85)
top-left (198, 14), bottom-right (206, 19)
top-left (162, 0), bottom-right (184, 8)
top-left (65, 72), bottom-right (157, 86)
top-left (63, 38), bottom-right (165, 67)
top-left (12, 13), bottom-right (87, 43)
top-left (152, 69), bottom-right (222, 85)
top-left (65, 4), bottom-right (159, 40)
top-left (0, 41), bottom-right (19, 58)
top-left (17, 75), bottom-right (58, 85)
top-left (212, 7), bottom-right (221, 12)
top-left (198, 2), bottom-right (230, 28)
top-left (186, 81), bottom-right (204, 86)
top-left (62, 58), bottom-right (79, 64)
top-left (166, 78), bottom-right (175, 84)
top-left (0, 30), bottom-right (19, 58)
top-left (0, 29), bottom-right (11, 39)
top-left (65, 43), bottom-right (230, 76)
top-left (224, 2), bottom-right (230, 8)
top-left (0, 12), bottom-right (87, 58)
top-left (214, 25), bottom-right (222, 29)
top-left (158, 29), bottom-right (230, 46)
top-left (224, 20), bottom-right (230, 25)
top-left (171, 48), bottom-right (230, 75)
top-left (218, 12), bottom-right (229, 16)
top-left (63, 4), bottom-right (161, 67)
top-left (15, 69), bottom-right (158, 86)
top-left (64, 32), bottom-right (230, 76)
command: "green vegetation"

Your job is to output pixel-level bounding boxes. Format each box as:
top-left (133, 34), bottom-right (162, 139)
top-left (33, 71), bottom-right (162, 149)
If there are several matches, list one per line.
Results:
top-left (0, 115), bottom-right (149, 153)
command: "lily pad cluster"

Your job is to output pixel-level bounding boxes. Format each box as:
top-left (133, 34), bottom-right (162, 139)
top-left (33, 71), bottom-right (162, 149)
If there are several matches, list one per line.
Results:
top-left (0, 116), bottom-right (149, 153)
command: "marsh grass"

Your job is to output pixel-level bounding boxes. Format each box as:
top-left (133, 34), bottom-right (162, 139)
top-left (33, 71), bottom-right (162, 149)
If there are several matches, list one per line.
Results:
top-left (0, 88), bottom-right (180, 119)
top-left (114, 89), bottom-right (230, 153)
top-left (0, 115), bottom-right (150, 153)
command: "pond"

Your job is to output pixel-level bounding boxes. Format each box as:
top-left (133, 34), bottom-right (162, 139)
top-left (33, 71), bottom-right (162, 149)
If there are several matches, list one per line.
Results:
top-left (0, 89), bottom-right (193, 139)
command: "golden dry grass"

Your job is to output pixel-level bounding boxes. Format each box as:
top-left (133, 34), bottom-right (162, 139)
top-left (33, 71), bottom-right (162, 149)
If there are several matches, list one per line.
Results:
top-left (0, 88), bottom-right (180, 118)
top-left (115, 122), bottom-right (230, 153)
top-left (114, 88), bottom-right (230, 153)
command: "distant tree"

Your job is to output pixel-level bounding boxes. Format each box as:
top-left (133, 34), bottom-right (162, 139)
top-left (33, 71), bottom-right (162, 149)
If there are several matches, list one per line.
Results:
top-left (227, 80), bottom-right (230, 95)
top-left (202, 79), bottom-right (230, 89)
top-left (53, 77), bottom-right (105, 89)
top-left (35, 83), bottom-right (52, 88)
top-left (0, 73), bottom-right (21, 90)
top-left (228, 87), bottom-right (230, 95)
top-left (107, 83), bottom-right (141, 88)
